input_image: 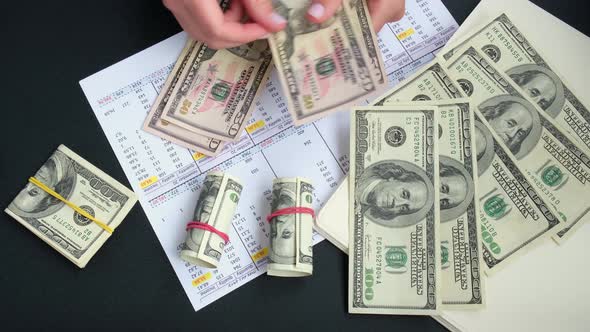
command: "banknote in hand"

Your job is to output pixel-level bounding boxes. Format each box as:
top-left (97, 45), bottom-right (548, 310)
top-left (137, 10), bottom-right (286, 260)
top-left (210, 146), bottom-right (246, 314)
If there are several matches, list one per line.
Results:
top-left (268, 0), bottom-right (387, 125)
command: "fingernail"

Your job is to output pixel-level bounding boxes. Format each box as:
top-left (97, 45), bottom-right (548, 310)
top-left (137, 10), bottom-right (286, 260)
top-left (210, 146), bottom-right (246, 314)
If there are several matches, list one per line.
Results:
top-left (307, 3), bottom-right (325, 19)
top-left (270, 12), bottom-right (287, 25)
top-left (259, 33), bottom-right (271, 39)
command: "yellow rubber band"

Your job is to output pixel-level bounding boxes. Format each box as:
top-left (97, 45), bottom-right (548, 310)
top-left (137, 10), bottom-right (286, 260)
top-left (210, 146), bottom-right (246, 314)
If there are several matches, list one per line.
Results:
top-left (28, 177), bottom-right (114, 234)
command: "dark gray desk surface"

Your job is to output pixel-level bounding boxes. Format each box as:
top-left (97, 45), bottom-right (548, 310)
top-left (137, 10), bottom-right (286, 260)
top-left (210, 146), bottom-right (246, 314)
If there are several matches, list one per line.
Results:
top-left (1, 1), bottom-right (588, 330)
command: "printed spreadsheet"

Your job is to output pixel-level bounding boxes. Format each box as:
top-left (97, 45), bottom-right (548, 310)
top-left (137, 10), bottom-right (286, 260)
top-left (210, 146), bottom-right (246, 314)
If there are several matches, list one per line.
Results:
top-left (80, 0), bottom-right (458, 311)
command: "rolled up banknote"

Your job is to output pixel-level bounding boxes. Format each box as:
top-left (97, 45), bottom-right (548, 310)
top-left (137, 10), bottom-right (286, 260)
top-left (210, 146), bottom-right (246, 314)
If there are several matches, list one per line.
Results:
top-left (267, 177), bottom-right (314, 277)
top-left (162, 1), bottom-right (272, 142)
top-left (5, 145), bottom-right (137, 268)
top-left (142, 40), bottom-right (224, 156)
top-left (445, 47), bottom-right (590, 242)
top-left (268, 0), bottom-right (386, 125)
top-left (180, 172), bottom-right (242, 268)
top-left (441, 13), bottom-right (590, 152)
top-left (349, 106), bottom-right (441, 315)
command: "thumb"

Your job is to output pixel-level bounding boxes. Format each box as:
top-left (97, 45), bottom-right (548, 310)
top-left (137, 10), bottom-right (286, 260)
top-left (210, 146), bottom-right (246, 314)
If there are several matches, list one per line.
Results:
top-left (306, 0), bottom-right (343, 24)
top-left (241, 0), bottom-right (288, 32)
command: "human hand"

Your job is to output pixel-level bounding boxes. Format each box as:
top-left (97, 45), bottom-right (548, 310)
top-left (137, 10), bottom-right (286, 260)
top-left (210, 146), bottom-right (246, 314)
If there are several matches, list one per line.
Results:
top-left (163, 0), bottom-right (345, 49)
top-left (367, 0), bottom-right (406, 32)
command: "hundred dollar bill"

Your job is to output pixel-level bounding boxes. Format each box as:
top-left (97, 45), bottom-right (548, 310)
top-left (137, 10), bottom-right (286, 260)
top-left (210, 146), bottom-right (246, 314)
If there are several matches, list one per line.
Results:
top-left (268, 0), bottom-right (386, 126)
top-left (162, 0), bottom-right (273, 142)
top-left (424, 101), bottom-right (485, 307)
top-left (374, 61), bottom-right (463, 105)
top-left (5, 145), bottom-right (137, 268)
top-left (473, 116), bottom-right (560, 273)
top-left (316, 63), bottom-right (463, 253)
top-left (445, 47), bottom-right (590, 241)
top-left (267, 177), bottom-right (314, 277)
top-left (441, 14), bottom-right (590, 151)
top-left (349, 106), bottom-right (440, 315)
top-left (142, 40), bottom-right (224, 156)
top-left (180, 172), bottom-right (242, 268)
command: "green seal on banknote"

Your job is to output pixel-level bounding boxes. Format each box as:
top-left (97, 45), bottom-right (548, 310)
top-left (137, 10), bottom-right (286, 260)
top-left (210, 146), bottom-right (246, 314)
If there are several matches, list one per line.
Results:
top-left (484, 195), bottom-right (508, 219)
top-left (441, 242), bottom-right (449, 268)
top-left (541, 165), bottom-right (563, 187)
top-left (211, 82), bottom-right (231, 101)
top-left (384, 246), bottom-right (408, 274)
top-left (316, 57), bottom-right (336, 77)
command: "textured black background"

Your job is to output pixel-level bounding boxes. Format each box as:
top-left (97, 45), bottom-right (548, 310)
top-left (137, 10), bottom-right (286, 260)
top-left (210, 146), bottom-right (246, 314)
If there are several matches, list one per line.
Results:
top-left (1, 1), bottom-right (588, 331)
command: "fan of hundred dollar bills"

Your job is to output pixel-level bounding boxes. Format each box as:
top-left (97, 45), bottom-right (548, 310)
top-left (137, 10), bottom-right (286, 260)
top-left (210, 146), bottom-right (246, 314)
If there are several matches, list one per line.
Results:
top-left (336, 13), bottom-right (589, 316)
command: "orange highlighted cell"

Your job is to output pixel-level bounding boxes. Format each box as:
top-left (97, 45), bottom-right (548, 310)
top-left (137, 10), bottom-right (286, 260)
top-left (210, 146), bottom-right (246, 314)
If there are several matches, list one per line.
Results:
top-left (192, 272), bottom-right (212, 287)
top-left (139, 175), bottom-right (158, 189)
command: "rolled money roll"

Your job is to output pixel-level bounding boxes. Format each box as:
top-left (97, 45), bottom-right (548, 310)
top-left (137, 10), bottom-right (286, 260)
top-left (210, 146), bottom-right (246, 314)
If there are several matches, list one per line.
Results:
top-left (180, 172), bottom-right (242, 268)
top-left (267, 177), bottom-right (314, 277)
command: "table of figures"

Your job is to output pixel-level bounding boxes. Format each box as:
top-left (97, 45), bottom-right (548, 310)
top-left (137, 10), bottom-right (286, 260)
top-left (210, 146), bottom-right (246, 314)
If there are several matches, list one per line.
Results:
top-left (80, 0), bottom-right (457, 312)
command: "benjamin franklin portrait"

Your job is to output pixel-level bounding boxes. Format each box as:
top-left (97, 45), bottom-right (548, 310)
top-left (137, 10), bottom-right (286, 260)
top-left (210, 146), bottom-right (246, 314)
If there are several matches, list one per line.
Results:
top-left (473, 119), bottom-right (496, 175)
top-left (9, 150), bottom-right (76, 219)
top-left (479, 95), bottom-right (542, 159)
top-left (355, 160), bottom-right (435, 228)
top-left (439, 156), bottom-right (475, 222)
top-left (507, 64), bottom-right (565, 118)
top-left (273, 1), bottom-right (339, 60)
top-left (193, 174), bottom-right (222, 223)
top-left (269, 182), bottom-right (296, 264)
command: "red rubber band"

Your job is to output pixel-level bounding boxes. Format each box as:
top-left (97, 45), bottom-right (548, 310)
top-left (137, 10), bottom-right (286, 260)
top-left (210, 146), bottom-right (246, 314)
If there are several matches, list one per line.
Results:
top-left (266, 207), bottom-right (316, 223)
top-left (186, 221), bottom-right (230, 244)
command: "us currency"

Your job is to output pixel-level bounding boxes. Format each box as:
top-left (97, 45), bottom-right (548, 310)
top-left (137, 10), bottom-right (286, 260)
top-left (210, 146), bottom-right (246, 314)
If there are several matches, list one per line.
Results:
top-left (441, 14), bottom-right (590, 151)
top-left (142, 40), bottom-right (224, 156)
top-left (425, 101), bottom-right (484, 307)
top-left (349, 106), bottom-right (440, 315)
top-left (162, 1), bottom-right (272, 142)
top-left (472, 115), bottom-right (560, 273)
top-left (5, 145), bottom-right (137, 268)
top-left (347, 0), bottom-right (386, 86)
top-left (267, 177), bottom-right (314, 277)
top-left (380, 60), bottom-right (561, 271)
top-left (316, 61), bottom-right (462, 242)
top-left (374, 61), bottom-right (463, 105)
top-left (180, 172), bottom-right (242, 268)
top-left (445, 47), bottom-right (590, 241)
top-left (268, 0), bottom-right (386, 126)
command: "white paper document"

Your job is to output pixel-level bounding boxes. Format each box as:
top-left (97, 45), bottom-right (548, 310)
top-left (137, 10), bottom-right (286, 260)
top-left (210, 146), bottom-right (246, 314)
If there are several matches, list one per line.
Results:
top-left (80, 0), bottom-right (458, 312)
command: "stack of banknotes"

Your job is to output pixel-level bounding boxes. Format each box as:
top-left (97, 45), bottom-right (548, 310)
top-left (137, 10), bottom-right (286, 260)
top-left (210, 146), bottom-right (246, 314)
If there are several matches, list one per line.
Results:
top-left (344, 12), bottom-right (590, 315)
top-left (5, 145), bottom-right (137, 268)
top-left (142, 0), bottom-right (386, 157)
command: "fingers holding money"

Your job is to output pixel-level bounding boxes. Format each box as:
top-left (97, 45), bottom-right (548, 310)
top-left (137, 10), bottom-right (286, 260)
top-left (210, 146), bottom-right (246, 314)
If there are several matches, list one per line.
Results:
top-left (306, 0), bottom-right (343, 23)
top-left (367, 0), bottom-right (406, 32)
top-left (241, 0), bottom-right (288, 32)
top-left (163, 0), bottom-right (278, 49)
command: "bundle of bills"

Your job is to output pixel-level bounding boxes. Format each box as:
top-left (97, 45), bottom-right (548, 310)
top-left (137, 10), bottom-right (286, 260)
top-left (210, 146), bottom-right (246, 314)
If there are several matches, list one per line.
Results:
top-left (5, 145), bottom-right (137, 268)
top-left (142, 0), bottom-right (386, 156)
